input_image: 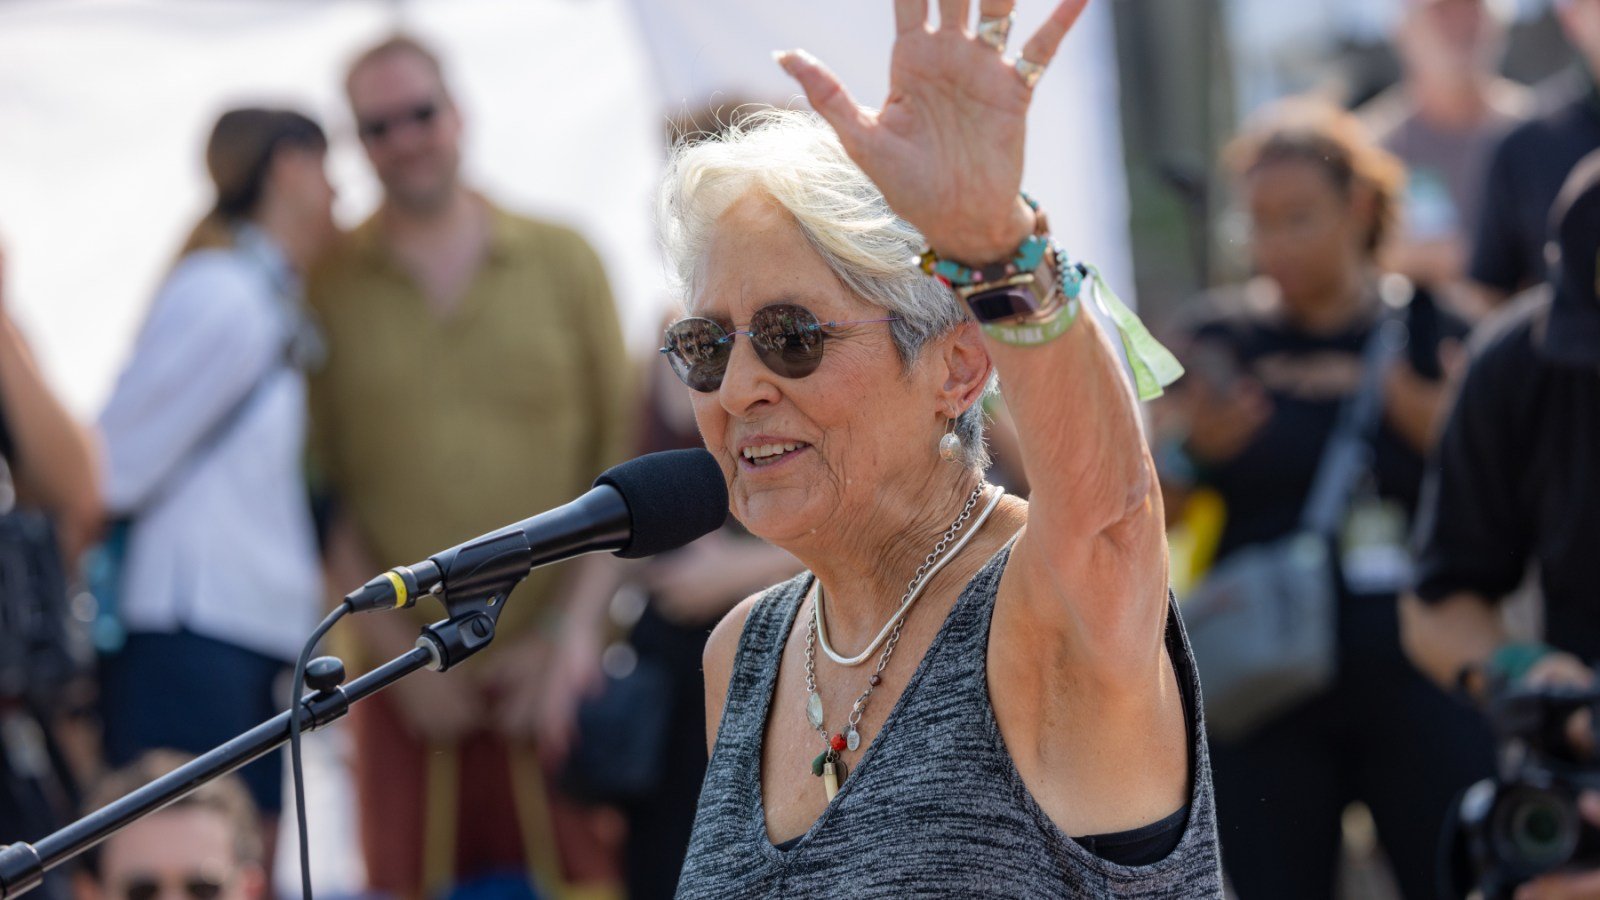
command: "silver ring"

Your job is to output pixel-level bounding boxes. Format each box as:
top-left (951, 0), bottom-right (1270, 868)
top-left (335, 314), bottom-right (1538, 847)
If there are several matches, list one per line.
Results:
top-left (1014, 56), bottom-right (1046, 89)
top-left (976, 13), bottom-right (1014, 52)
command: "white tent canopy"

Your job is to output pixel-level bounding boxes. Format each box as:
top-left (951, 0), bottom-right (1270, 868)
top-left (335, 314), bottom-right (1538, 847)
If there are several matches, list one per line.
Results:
top-left (0, 0), bottom-right (1130, 417)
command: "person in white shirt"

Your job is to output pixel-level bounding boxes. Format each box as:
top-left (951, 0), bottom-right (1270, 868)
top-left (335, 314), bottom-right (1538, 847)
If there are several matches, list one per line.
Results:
top-left (95, 107), bottom-right (335, 834)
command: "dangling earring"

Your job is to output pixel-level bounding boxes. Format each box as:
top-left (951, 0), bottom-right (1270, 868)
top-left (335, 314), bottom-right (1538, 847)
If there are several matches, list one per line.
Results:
top-left (938, 415), bottom-right (962, 463)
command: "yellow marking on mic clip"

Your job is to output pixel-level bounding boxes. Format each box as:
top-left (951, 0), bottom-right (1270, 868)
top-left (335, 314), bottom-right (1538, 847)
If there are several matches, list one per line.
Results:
top-left (383, 571), bottom-right (408, 608)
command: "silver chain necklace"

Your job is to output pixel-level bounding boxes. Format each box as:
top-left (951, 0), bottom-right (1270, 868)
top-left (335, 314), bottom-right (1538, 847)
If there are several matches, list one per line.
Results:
top-left (802, 481), bottom-right (993, 801)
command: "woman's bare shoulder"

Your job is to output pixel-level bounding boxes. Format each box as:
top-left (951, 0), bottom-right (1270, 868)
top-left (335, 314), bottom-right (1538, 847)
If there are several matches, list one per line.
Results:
top-left (702, 584), bottom-right (791, 752)
top-left (704, 592), bottom-right (764, 687)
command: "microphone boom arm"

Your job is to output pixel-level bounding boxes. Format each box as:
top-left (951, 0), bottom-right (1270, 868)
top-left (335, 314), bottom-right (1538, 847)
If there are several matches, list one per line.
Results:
top-left (0, 623), bottom-right (468, 898)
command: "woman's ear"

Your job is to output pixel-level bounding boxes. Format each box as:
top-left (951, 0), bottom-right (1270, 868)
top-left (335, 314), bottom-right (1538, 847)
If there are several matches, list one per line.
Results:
top-left (937, 320), bottom-right (993, 413)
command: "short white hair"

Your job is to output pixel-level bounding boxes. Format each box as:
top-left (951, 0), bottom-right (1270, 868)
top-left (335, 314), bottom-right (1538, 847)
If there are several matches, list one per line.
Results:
top-left (657, 106), bottom-right (988, 467)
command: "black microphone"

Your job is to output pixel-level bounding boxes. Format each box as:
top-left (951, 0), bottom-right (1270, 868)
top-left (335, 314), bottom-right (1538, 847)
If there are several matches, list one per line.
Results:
top-left (344, 449), bottom-right (728, 613)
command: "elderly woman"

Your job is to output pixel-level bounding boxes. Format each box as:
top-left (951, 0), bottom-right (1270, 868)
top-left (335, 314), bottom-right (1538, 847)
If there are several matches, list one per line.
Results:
top-left (659, 1), bottom-right (1221, 895)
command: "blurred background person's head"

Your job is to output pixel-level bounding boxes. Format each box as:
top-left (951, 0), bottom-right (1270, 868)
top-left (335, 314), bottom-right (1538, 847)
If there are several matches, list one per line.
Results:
top-left (345, 35), bottom-right (464, 215)
top-left (1226, 97), bottom-right (1405, 324)
top-left (181, 107), bottom-right (333, 271)
top-left (1394, 0), bottom-right (1511, 86)
top-left (75, 752), bottom-right (264, 900)
top-left (1556, 0), bottom-right (1600, 77)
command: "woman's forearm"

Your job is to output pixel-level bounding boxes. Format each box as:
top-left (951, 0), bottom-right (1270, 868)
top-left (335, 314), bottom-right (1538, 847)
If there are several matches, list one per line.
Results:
top-left (989, 307), bottom-right (1156, 543)
top-left (0, 315), bottom-right (102, 557)
top-left (983, 289), bottom-right (1170, 677)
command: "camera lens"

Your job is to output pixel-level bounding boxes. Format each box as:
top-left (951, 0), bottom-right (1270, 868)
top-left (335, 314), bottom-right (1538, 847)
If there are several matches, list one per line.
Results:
top-left (1494, 788), bottom-right (1579, 871)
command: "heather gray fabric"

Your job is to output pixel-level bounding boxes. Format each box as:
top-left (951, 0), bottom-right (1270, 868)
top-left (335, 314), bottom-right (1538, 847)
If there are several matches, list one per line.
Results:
top-left (677, 544), bottom-right (1225, 898)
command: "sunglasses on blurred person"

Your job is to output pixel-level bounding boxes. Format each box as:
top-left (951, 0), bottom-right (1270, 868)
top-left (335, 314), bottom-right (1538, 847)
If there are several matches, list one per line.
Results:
top-left (356, 101), bottom-right (440, 144)
top-left (114, 871), bottom-right (230, 900)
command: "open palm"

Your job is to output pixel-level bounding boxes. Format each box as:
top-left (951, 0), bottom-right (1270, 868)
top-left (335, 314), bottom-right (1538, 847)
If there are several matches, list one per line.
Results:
top-left (779, 0), bottom-right (1088, 265)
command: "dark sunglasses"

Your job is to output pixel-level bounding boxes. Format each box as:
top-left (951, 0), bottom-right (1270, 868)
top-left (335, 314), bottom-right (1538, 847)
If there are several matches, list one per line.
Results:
top-left (357, 101), bottom-right (439, 143)
top-left (120, 874), bottom-right (226, 900)
top-left (660, 303), bottom-right (898, 392)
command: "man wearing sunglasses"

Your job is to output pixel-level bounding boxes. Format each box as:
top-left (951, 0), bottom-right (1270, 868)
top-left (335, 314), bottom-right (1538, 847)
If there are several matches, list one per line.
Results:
top-left (307, 34), bottom-right (631, 898)
top-left (75, 752), bottom-right (263, 900)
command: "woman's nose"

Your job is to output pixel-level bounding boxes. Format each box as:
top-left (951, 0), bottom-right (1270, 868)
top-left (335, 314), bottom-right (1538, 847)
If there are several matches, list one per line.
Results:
top-left (717, 336), bottom-right (779, 415)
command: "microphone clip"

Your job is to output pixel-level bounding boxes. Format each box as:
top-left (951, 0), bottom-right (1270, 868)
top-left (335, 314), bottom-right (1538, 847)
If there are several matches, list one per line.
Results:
top-left (343, 530), bottom-right (532, 624)
top-left (432, 529), bottom-right (532, 625)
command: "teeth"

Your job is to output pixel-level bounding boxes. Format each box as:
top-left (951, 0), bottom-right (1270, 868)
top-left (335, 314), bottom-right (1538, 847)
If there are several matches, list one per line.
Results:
top-left (742, 442), bottom-right (804, 461)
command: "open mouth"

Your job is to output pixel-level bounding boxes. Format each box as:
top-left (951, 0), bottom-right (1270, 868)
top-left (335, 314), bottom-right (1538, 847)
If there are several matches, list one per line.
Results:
top-left (740, 441), bottom-right (811, 468)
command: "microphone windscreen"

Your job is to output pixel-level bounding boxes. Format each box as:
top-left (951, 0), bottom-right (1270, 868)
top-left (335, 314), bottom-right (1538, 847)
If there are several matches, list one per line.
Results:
top-left (593, 449), bottom-right (729, 559)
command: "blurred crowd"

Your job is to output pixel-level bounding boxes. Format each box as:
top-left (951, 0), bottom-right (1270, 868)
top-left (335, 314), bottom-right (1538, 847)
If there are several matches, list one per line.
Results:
top-left (1, 0), bottom-right (1598, 898)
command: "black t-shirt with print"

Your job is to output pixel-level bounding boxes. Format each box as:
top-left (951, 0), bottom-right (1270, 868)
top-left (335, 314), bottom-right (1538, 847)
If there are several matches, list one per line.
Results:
top-left (1182, 288), bottom-right (1467, 566)
top-left (1413, 292), bottom-right (1600, 660)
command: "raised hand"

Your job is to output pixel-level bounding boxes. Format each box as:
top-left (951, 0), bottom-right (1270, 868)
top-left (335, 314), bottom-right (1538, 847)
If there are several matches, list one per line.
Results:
top-left (776, 0), bottom-right (1089, 267)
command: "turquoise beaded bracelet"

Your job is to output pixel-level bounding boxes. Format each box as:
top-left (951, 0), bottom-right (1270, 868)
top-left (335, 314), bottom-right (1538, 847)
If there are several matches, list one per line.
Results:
top-left (917, 194), bottom-right (1049, 287)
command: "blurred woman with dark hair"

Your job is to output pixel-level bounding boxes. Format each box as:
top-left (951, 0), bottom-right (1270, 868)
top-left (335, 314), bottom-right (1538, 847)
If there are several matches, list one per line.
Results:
top-left (1161, 97), bottom-right (1493, 898)
top-left (94, 107), bottom-right (335, 830)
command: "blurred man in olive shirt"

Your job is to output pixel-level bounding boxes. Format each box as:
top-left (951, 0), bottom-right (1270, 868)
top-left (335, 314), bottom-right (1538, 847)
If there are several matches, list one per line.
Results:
top-left (309, 35), bottom-right (631, 896)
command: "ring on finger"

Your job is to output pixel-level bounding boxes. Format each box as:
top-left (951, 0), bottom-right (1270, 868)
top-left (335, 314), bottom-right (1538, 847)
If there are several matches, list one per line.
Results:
top-left (1014, 56), bottom-right (1046, 89)
top-left (976, 13), bottom-right (1014, 52)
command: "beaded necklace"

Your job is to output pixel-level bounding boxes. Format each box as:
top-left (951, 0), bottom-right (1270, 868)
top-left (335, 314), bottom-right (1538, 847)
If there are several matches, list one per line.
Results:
top-left (802, 483), bottom-right (1003, 800)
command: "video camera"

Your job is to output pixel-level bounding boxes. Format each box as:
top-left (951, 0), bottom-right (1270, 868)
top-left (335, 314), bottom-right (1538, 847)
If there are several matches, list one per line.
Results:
top-left (1444, 681), bottom-right (1600, 899)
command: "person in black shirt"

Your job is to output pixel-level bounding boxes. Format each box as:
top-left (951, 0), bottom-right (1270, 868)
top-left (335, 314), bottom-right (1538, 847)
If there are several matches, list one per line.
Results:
top-left (1405, 144), bottom-right (1600, 900)
top-left (1469, 0), bottom-right (1600, 304)
top-left (1407, 150), bottom-right (1600, 720)
top-left (1162, 98), bottom-right (1494, 900)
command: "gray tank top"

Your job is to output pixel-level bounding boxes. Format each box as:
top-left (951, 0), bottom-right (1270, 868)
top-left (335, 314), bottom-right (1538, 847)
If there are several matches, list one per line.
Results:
top-left (676, 544), bottom-right (1224, 898)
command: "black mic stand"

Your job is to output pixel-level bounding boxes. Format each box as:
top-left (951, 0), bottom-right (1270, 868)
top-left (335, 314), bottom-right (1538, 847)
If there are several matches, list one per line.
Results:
top-left (0, 581), bottom-right (516, 899)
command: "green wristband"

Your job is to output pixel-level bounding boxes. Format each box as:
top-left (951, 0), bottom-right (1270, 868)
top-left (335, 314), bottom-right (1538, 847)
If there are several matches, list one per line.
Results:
top-left (981, 296), bottom-right (1081, 347)
top-left (1082, 264), bottom-right (1184, 401)
top-left (1488, 641), bottom-right (1554, 684)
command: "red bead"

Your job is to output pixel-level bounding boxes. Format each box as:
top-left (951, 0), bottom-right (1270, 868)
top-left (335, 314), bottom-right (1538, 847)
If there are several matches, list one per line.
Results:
top-left (869, 675), bottom-right (882, 687)
top-left (830, 733), bottom-right (847, 752)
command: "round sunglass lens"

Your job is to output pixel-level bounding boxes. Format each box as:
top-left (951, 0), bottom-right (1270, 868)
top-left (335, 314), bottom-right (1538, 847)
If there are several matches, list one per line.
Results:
top-left (664, 318), bottom-right (730, 392)
top-left (749, 304), bottom-right (824, 379)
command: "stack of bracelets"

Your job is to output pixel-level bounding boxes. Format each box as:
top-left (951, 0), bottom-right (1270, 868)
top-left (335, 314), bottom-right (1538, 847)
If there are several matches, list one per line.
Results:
top-left (917, 193), bottom-right (1185, 402)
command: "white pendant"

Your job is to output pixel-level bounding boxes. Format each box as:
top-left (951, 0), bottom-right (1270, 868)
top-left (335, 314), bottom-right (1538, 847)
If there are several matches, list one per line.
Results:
top-left (846, 726), bottom-right (860, 752)
top-left (806, 692), bottom-right (824, 730)
top-left (822, 760), bottom-right (844, 801)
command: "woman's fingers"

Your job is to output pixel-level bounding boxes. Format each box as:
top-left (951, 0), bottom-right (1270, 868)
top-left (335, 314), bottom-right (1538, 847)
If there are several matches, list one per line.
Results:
top-left (1018, 0), bottom-right (1089, 69)
top-left (894, 0), bottom-right (929, 33)
top-left (938, 0), bottom-right (971, 31)
top-left (975, 0), bottom-right (1017, 52)
top-left (776, 49), bottom-right (873, 151)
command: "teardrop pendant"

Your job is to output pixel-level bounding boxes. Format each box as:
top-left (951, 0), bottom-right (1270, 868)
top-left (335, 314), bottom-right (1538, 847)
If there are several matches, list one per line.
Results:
top-left (806, 691), bottom-right (824, 730)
